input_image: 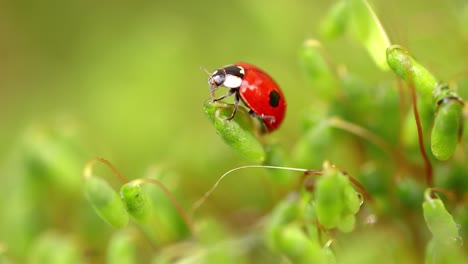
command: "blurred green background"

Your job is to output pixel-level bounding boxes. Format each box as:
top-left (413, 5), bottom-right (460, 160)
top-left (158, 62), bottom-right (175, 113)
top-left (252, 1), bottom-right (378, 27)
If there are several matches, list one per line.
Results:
top-left (2, 0), bottom-right (466, 168)
top-left (1, 0), bottom-right (468, 261)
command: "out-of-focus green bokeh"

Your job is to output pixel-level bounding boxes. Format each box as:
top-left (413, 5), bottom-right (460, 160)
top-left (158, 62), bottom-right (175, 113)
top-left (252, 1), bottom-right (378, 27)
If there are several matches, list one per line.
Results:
top-left (1, 0), bottom-right (466, 169)
top-left (1, 0), bottom-right (468, 261)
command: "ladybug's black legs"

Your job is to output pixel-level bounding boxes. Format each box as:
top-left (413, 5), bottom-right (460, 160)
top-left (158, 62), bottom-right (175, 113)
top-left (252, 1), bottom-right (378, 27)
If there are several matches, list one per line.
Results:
top-left (212, 88), bottom-right (240, 121)
top-left (209, 85), bottom-right (218, 100)
top-left (213, 88), bottom-right (236, 103)
top-left (226, 92), bottom-right (240, 121)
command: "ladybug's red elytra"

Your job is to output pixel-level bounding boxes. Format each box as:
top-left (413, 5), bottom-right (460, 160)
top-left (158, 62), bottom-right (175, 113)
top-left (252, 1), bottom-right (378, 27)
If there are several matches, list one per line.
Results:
top-left (207, 62), bottom-right (286, 132)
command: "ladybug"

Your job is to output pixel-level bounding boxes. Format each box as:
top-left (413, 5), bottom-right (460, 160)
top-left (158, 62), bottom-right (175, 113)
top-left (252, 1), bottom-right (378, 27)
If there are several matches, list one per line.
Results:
top-left (207, 62), bottom-right (286, 132)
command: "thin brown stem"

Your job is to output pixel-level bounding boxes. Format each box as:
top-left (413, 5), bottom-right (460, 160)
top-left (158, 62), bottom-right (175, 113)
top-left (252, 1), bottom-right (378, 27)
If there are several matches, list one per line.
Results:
top-left (83, 157), bottom-right (128, 184)
top-left (346, 174), bottom-right (372, 203)
top-left (131, 178), bottom-right (195, 236)
top-left (408, 83), bottom-right (433, 187)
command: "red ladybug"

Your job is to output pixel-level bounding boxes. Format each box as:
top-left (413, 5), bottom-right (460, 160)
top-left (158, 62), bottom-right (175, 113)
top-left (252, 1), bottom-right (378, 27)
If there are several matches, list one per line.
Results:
top-left (207, 62), bottom-right (286, 132)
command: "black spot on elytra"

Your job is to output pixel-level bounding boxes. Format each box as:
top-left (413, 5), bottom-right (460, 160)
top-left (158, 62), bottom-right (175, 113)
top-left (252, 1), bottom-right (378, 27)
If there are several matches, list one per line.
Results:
top-left (269, 90), bottom-right (280, 107)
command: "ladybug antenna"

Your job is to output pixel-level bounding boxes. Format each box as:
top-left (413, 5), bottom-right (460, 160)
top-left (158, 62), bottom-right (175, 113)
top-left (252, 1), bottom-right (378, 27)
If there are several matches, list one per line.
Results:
top-left (200, 65), bottom-right (212, 76)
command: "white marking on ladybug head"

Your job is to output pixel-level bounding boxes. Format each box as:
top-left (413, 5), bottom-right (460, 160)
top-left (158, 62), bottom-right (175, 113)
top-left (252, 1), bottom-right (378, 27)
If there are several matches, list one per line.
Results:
top-left (238, 66), bottom-right (245, 75)
top-left (223, 74), bottom-right (242, 88)
top-left (211, 75), bottom-right (225, 86)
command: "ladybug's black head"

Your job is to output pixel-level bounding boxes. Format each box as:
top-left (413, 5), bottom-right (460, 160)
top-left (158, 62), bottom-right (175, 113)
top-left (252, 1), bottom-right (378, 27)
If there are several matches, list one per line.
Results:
top-left (208, 69), bottom-right (225, 87)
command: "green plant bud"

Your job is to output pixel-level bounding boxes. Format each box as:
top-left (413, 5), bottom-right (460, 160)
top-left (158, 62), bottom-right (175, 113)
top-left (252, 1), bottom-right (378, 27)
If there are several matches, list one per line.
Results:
top-left (386, 45), bottom-right (438, 99)
top-left (299, 40), bottom-right (339, 100)
top-left (120, 183), bottom-right (152, 222)
top-left (315, 166), bottom-right (347, 229)
top-left (84, 176), bottom-right (129, 228)
top-left (338, 214), bottom-right (356, 233)
top-left (278, 225), bottom-right (324, 264)
top-left (431, 94), bottom-right (464, 160)
top-left (349, 0), bottom-right (390, 70)
top-left (106, 231), bottom-right (136, 264)
top-left (265, 195), bottom-right (299, 251)
top-left (320, 1), bottom-right (349, 40)
top-left (425, 238), bottom-right (465, 264)
top-left (343, 184), bottom-right (361, 215)
top-left (204, 100), bottom-right (265, 163)
top-left (28, 232), bottom-right (81, 264)
top-left (423, 194), bottom-right (460, 244)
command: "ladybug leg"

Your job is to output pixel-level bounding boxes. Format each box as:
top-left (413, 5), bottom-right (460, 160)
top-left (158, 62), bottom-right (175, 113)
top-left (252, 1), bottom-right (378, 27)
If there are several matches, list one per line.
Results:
top-left (248, 110), bottom-right (276, 124)
top-left (226, 92), bottom-right (240, 121)
top-left (209, 85), bottom-right (218, 100)
top-left (213, 88), bottom-right (236, 102)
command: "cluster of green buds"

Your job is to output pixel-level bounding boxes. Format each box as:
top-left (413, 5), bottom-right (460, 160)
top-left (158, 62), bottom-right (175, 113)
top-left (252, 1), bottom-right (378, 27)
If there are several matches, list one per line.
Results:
top-left (83, 158), bottom-right (193, 246)
top-left (264, 162), bottom-right (364, 263)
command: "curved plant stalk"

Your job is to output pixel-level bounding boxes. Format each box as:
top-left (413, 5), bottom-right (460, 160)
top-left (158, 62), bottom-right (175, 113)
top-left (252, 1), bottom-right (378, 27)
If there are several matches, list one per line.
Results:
top-left (190, 165), bottom-right (316, 215)
top-left (191, 163), bottom-right (374, 217)
top-left (83, 157), bottom-right (128, 183)
top-left (408, 80), bottom-right (433, 187)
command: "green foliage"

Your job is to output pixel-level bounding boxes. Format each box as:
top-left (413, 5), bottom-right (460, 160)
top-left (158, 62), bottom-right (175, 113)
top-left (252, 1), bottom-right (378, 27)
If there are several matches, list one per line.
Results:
top-left (348, 0), bottom-right (391, 70)
top-left (28, 232), bottom-right (82, 264)
top-left (320, 1), bottom-right (349, 40)
top-left (106, 231), bottom-right (137, 264)
top-left (1, 0), bottom-right (467, 263)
